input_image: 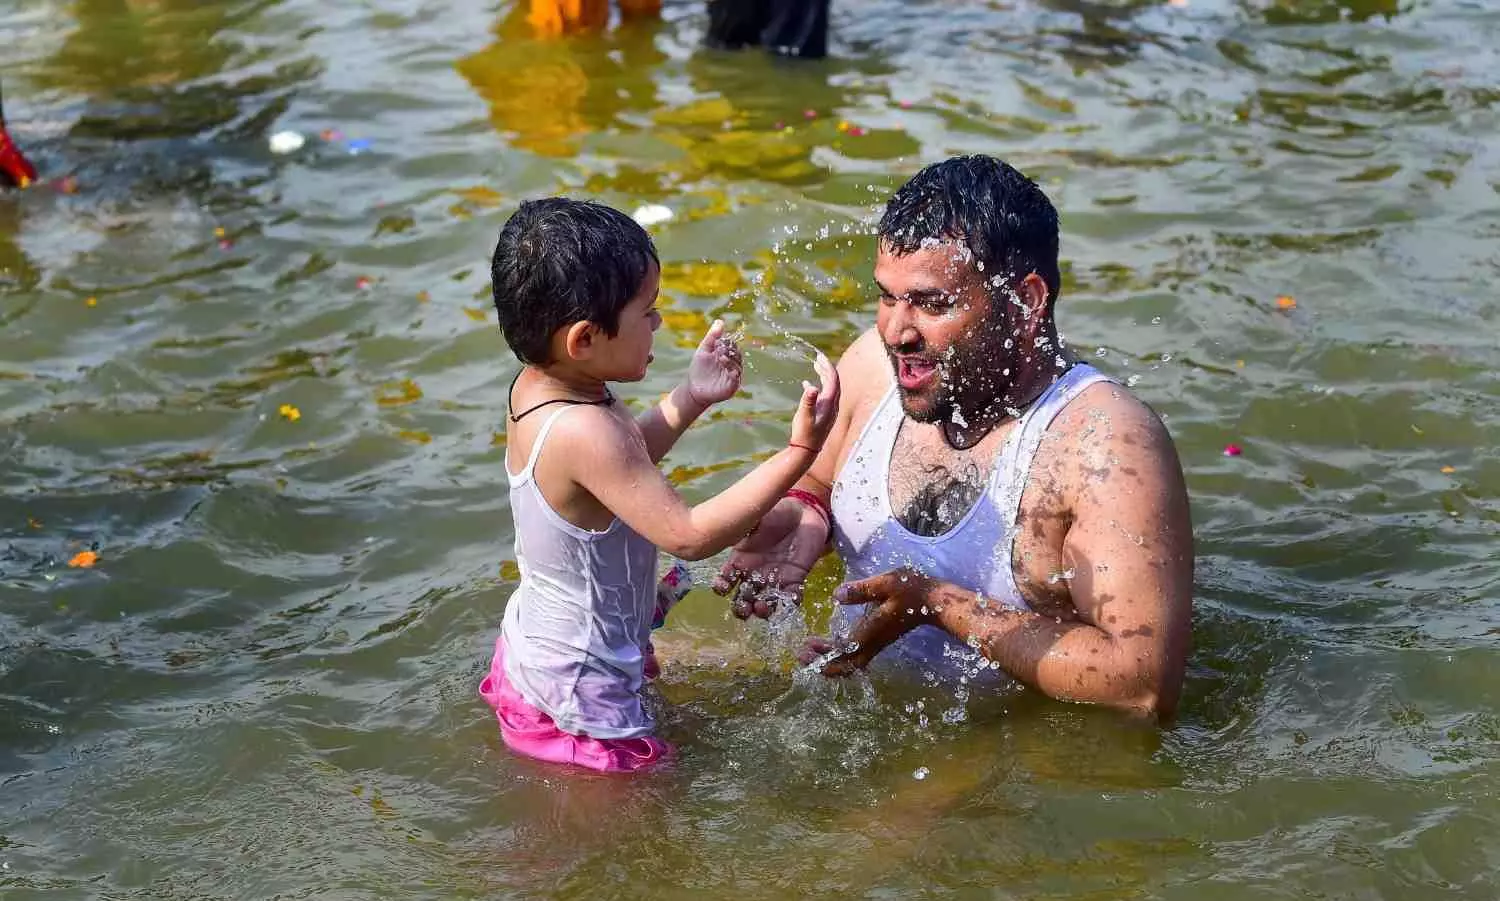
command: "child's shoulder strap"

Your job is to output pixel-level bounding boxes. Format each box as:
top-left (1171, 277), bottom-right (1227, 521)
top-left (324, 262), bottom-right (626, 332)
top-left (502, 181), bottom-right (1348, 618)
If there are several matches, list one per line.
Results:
top-left (511, 405), bottom-right (588, 481)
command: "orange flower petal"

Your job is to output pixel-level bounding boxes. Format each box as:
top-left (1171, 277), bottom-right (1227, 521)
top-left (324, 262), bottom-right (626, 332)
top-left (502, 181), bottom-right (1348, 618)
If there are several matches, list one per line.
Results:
top-left (68, 550), bottom-right (99, 568)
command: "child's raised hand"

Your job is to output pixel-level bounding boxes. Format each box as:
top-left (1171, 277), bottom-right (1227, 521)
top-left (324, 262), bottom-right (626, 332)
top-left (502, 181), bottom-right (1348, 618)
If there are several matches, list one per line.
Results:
top-left (789, 352), bottom-right (840, 452)
top-left (686, 319), bottom-right (743, 408)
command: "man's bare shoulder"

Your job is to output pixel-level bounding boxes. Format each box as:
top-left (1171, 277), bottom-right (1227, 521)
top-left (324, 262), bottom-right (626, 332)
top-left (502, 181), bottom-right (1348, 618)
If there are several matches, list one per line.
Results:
top-left (1045, 376), bottom-right (1185, 503)
top-left (836, 328), bottom-right (893, 402)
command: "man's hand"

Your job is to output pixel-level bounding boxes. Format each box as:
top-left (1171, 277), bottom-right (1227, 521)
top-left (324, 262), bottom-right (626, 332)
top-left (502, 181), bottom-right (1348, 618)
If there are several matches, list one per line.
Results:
top-left (798, 568), bottom-right (935, 675)
top-left (711, 496), bottom-right (828, 619)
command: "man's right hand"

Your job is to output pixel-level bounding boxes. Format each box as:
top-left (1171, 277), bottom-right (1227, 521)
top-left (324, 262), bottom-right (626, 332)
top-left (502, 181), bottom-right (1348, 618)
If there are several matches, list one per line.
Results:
top-left (711, 496), bottom-right (829, 619)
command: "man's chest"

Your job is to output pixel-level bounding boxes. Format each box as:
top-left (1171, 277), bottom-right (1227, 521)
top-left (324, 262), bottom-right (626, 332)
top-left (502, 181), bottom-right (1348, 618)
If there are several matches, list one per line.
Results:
top-left (875, 419), bottom-right (1079, 617)
top-left (884, 424), bottom-right (1004, 537)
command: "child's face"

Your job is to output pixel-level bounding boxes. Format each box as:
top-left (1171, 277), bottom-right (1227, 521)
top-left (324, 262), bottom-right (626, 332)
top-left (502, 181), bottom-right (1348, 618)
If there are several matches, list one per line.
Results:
top-left (594, 261), bottom-right (662, 382)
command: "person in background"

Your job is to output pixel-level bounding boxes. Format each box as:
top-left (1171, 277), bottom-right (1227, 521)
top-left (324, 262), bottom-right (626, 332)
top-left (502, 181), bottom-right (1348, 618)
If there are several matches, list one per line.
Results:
top-left (526, 0), bottom-right (663, 37)
top-left (526, 0), bottom-right (832, 59)
top-left (705, 0), bottom-right (831, 59)
top-left (0, 82), bottom-right (39, 189)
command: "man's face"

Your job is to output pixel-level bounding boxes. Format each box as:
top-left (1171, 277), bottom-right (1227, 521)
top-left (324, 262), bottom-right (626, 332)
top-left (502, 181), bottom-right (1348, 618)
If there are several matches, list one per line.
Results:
top-left (874, 239), bottom-right (1020, 424)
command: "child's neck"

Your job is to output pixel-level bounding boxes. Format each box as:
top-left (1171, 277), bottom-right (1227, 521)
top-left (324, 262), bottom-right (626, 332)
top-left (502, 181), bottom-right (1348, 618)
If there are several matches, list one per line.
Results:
top-left (527, 364), bottom-right (610, 402)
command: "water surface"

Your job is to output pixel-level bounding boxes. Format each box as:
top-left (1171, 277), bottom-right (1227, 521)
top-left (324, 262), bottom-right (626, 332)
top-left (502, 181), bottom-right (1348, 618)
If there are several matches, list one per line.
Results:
top-left (2, 0), bottom-right (1498, 898)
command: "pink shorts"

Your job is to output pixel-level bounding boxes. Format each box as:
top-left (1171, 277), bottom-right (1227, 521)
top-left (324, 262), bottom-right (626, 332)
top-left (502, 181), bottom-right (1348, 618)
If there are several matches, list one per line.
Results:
top-left (478, 637), bottom-right (671, 774)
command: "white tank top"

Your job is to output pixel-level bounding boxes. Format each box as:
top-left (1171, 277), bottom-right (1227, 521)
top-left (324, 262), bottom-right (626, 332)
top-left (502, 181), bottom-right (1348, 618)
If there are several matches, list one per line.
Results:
top-left (830, 363), bottom-right (1114, 678)
top-left (499, 406), bottom-right (660, 739)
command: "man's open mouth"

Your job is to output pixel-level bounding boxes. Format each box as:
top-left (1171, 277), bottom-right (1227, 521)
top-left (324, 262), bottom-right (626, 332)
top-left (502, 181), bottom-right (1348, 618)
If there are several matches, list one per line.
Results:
top-left (894, 355), bottom-right (938, 391)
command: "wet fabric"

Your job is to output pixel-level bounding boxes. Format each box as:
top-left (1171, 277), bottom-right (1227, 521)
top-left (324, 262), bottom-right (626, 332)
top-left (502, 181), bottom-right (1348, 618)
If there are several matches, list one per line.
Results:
top-left (496, 405), bottom-right (660, 740)
top-left (481, 636), bottom-right (672, 773)
top-left (830, 364), bottom-right (1115, 675)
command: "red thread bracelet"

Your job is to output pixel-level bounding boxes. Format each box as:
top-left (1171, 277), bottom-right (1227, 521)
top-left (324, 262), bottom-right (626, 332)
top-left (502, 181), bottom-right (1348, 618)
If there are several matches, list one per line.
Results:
top-left (788, 442), bottom-right (818, 454)
top-left (784, 488), bottom-right (832, 529)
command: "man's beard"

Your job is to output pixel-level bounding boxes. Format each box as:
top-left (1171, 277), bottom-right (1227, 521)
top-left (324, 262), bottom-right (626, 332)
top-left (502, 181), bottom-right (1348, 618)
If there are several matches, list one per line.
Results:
top-left (893, 346), bottom-right (1015, 427)
top-left (896, 370), bottom-right (952, 423)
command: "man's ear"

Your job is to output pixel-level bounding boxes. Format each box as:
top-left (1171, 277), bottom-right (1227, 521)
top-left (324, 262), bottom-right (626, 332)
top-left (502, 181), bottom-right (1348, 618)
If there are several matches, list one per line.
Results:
top-left (1017, 272), bottom-right (1050, 320)
top-left (561, 321), bottom-right (598, 361)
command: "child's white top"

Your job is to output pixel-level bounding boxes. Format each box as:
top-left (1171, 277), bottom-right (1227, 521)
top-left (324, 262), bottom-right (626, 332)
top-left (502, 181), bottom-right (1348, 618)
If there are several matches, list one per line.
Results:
top-left (499, 405), bottom-right (659, 739)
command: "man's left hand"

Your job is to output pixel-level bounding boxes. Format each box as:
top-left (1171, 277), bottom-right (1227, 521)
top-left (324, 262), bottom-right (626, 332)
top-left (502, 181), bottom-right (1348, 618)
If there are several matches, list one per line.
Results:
top-left (800, 567), bottom-right (935, 676)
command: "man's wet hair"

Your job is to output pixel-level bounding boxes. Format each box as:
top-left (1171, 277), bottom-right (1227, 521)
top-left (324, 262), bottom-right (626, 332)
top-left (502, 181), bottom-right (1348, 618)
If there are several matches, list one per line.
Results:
top-left (878, 155), bottom-right (1061, 306)
top-left (491, 198), bottom-right (658, 365)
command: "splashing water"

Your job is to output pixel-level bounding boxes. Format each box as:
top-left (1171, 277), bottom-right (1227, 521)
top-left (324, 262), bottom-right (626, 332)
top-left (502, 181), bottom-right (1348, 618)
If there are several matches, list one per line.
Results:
top-left (724, 267), bottom-right (827, 380)
top-left (803, 640), bottom-right (860, 675)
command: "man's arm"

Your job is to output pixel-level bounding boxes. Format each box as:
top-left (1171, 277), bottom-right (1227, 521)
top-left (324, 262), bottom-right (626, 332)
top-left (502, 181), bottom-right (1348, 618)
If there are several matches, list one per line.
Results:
top-left (824, 395), bottom-right (1193, 719)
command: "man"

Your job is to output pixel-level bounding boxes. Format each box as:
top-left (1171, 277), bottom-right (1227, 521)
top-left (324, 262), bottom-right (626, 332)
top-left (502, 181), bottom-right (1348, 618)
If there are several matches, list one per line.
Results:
top-left (712, 155), bottom-right (1193, 721)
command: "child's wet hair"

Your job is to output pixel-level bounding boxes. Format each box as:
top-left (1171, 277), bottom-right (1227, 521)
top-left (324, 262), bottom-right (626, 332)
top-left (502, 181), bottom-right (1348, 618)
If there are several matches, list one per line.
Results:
top-left (491, 198), bottom-right (659, 365)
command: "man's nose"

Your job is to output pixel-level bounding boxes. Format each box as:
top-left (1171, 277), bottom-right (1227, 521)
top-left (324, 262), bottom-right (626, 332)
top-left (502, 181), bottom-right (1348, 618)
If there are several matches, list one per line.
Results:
top-left (881, 302), bottom-right (919, 349)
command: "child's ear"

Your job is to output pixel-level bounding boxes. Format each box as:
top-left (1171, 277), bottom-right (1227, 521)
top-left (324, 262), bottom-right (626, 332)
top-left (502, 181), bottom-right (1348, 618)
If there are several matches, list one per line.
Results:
top-left (561, 321), bottom-right (599, 361)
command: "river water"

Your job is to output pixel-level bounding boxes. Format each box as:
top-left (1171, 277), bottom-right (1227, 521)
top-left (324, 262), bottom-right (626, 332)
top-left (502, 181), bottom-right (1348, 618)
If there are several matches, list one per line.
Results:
top-left (2, 0), bottom-right (1497, 898)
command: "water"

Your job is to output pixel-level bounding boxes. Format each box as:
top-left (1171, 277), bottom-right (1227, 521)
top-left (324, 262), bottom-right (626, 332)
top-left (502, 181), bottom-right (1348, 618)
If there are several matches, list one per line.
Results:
top-left (3, 0), bottom-right (1499, 898)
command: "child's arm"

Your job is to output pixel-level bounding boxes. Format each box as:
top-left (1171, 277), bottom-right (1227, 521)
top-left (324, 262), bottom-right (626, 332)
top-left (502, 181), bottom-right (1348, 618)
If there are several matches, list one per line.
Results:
top-left (636, 320), bottom-right (740, 463)
top-left (576, 353), bottom-right (839, 561)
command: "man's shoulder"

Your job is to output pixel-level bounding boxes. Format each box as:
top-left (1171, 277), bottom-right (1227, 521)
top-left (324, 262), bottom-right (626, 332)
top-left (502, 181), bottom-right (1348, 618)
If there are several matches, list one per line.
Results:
top-left (1054, 374), bottom-right (1166, 432)
top-left (1044, 374), bottom-right (1183, 486)
top-left (836, 328), bottom-right (893, 397)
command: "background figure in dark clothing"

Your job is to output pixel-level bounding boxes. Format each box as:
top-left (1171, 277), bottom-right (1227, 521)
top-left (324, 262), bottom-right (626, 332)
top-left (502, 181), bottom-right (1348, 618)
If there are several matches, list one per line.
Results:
top-left (706, 0), bottom-right (831, 59)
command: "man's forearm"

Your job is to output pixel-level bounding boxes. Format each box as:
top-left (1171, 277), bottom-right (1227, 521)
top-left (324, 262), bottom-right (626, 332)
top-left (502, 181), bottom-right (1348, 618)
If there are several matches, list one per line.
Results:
top-left (636, 383), bottom-right (706, 464)
top-left (926, 582), bottom-right (1164, 717)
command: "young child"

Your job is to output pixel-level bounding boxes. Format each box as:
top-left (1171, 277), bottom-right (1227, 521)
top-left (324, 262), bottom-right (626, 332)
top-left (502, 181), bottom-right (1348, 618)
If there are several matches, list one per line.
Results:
top-left (480, 198), bottom-right (839, 773)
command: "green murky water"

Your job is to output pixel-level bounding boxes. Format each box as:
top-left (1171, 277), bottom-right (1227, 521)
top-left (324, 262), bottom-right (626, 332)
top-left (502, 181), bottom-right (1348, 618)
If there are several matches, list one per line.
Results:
top-left (3, 0), bottom-right (1498, 897)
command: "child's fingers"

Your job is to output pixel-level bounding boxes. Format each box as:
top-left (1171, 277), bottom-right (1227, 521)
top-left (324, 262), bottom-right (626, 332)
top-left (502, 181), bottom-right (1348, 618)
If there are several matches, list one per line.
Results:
top-left (816, 353), bottom-right (839, 396)
top-left (696, 319), bottom-right (725, 353)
